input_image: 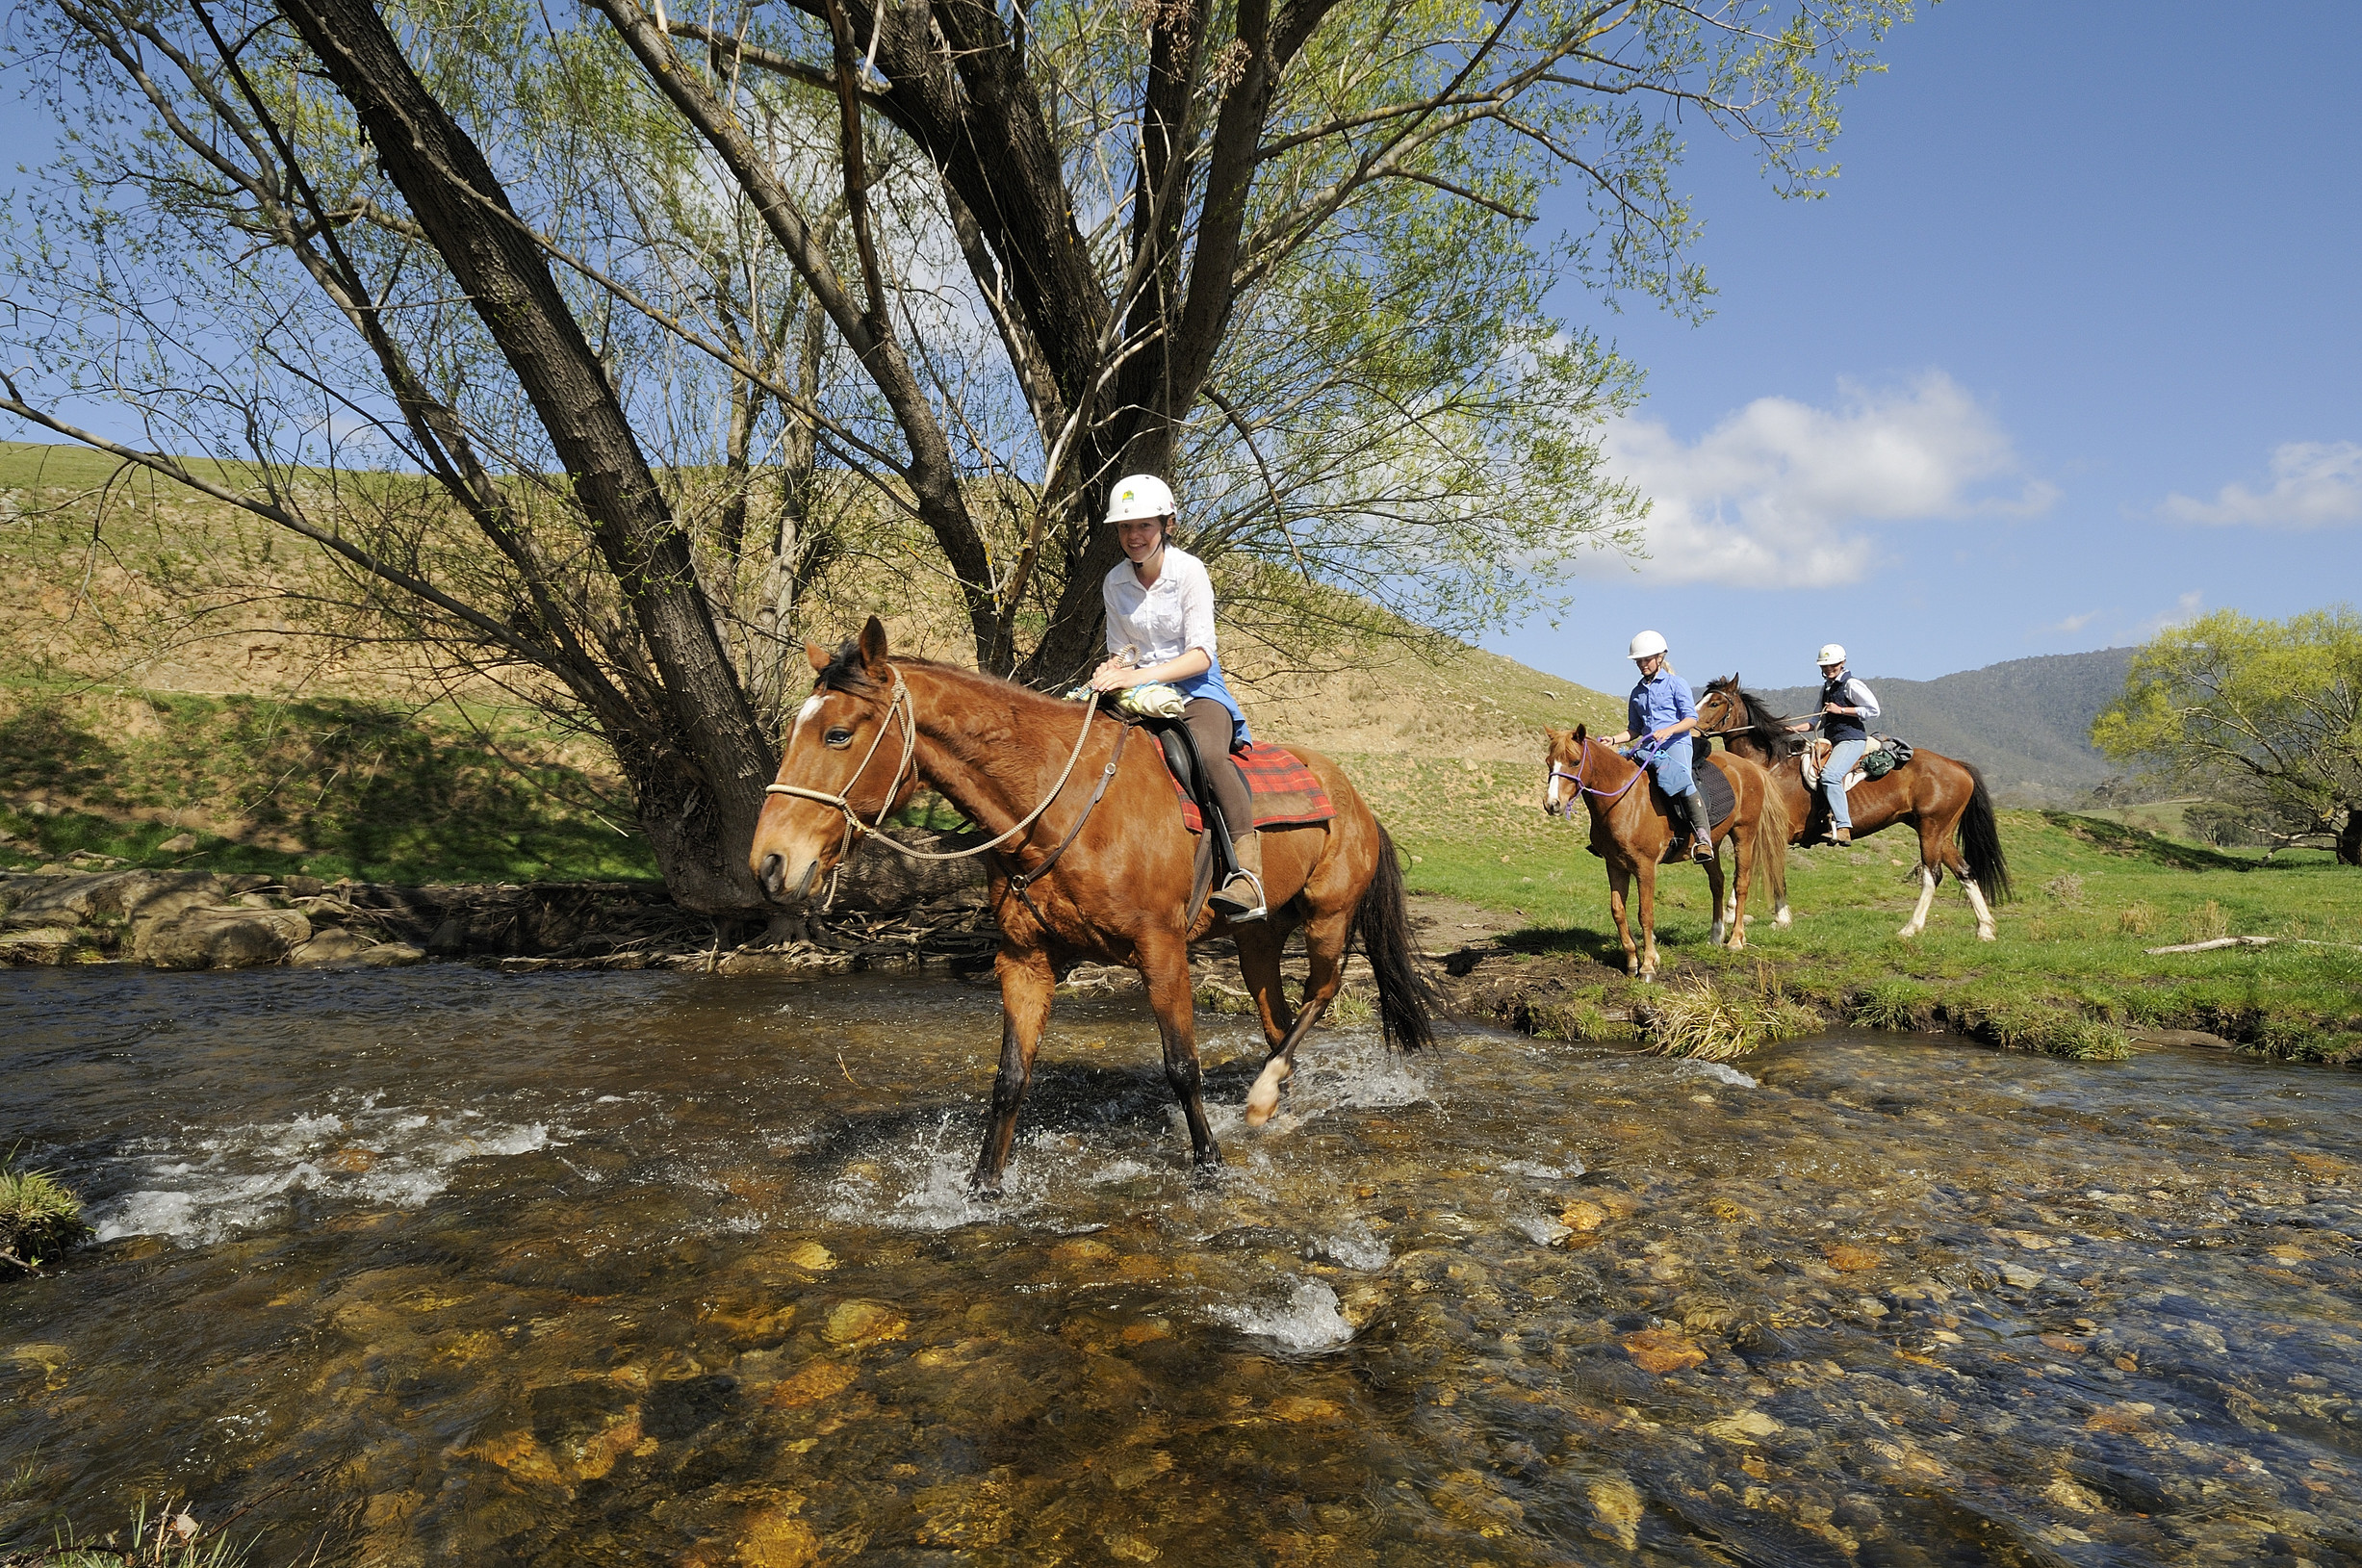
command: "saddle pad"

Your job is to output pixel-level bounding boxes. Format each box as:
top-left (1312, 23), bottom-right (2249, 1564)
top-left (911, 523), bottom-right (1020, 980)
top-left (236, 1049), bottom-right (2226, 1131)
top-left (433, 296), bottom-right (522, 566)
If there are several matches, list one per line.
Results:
top-left (1165, 741), bottom-right (1336, 834)
top-left (1657, 755), bottom-right (1736, 825)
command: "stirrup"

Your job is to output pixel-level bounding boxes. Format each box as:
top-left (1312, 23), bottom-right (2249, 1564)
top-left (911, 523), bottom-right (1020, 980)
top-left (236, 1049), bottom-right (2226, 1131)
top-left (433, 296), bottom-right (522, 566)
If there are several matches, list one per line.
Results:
top-left (1831, 827), bottom-right (1852, 847)
top-left (1690, 833), bottom-right (1714, 862)
top-left (1209, 868), bottom-right (1268, 922)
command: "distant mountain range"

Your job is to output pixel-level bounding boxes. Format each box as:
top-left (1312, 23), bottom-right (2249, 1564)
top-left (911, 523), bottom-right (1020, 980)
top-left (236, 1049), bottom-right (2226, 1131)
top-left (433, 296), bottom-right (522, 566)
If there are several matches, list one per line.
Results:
top-left (1742, 648), bottom-right (2137, 808)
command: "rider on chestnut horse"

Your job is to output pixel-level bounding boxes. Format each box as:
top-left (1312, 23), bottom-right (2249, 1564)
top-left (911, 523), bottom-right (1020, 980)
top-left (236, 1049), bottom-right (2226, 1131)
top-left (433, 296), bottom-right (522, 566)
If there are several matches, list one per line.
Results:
top-left (1785, 642), bottom-right (1881, 847)
top-left (1604, 630), bottom-right (1714, 861)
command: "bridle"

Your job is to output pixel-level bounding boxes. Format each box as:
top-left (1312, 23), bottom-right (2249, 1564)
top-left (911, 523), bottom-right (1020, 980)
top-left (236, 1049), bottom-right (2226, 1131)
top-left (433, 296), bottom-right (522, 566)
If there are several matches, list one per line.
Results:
top-left (763, 664), bottom-right (1115, 893)
top-left (1545, 734), bottom-right (1656, 814)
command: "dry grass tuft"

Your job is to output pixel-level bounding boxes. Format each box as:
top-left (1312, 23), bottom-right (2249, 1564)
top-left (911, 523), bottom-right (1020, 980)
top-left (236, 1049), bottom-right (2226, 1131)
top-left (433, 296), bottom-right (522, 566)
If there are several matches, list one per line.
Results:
top-left (1639, 976), bottom-right (1819, 1061)
top-left (2182, 900), bottom-right (2229, 944)
top-left (2116, 901), bottom-right (2158, 937)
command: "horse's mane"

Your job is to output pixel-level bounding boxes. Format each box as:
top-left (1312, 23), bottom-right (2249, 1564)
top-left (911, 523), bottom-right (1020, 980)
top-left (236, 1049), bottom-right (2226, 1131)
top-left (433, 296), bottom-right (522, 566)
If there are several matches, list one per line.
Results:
top-left (1708, 675), bottom-right (1805, 758)
top-left (813, 641), bottom-right (1067, 713)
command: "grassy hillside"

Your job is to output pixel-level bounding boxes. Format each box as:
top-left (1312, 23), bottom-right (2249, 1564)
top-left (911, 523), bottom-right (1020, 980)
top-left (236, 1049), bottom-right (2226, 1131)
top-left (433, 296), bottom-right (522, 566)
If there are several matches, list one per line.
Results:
top-left (1754, 647), bottom-right (2135, 807)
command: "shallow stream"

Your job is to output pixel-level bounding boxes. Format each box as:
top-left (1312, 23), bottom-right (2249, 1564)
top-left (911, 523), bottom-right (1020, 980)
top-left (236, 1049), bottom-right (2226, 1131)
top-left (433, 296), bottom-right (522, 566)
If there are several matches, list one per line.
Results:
top-left (3, 965), bottom-right (2359, 1565)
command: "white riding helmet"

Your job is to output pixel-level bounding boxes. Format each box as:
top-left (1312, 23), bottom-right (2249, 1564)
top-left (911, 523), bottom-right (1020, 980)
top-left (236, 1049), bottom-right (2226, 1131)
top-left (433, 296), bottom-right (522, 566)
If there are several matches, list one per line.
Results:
top-left (1106, 474), bottom-right (1177, 525)
top-left (1816, 643), bottom-right (1847, 667)
top-left (1628, 630), bottom-right (1668, 660)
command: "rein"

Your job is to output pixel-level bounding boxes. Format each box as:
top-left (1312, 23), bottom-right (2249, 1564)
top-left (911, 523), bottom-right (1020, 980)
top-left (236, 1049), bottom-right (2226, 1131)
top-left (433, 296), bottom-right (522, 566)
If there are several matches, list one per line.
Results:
top-left (766, 666), bottom-right (1111, 869)
top-left (1551, 735), bottom-right (1657, 807)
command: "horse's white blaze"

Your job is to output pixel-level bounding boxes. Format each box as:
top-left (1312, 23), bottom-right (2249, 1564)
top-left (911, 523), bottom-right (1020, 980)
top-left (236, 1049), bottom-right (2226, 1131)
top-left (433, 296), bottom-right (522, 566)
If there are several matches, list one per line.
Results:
top-left (789, 693), bottom-right (825, 746)
top-left (1245, 1057), bottom-right (1291, 1126)
top-left (1963, 877), bottom-right (1996, 941)
top-left (1898, 865), bottom-right (1938, 938)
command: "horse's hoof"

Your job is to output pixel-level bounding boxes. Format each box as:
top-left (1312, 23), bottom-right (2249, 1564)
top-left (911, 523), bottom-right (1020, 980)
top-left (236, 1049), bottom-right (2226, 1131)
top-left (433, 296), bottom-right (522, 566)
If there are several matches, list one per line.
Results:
top-left (1895, 925), bottom-right (1920, 939)
top-left (1977, 929), bottom-right (1996, 942)
top-left (1245, 1062), bottom-right (1290, 1126)
top-left (1775, 908), bottom-right (1792, 929)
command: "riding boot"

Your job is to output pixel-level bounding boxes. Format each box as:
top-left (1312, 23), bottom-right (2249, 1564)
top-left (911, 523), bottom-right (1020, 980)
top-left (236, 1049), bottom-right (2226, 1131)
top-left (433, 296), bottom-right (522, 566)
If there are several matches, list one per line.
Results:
top-left (1682, 787), bottom-right (1716, 861)
top-left (1210, 828), bottom-right (1269, 921)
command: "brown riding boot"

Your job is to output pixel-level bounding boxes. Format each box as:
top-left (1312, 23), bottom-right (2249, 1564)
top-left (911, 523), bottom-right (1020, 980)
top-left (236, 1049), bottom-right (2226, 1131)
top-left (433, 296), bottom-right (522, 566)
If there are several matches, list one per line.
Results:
top-left (1211, 829), bottom-right (1269, 922)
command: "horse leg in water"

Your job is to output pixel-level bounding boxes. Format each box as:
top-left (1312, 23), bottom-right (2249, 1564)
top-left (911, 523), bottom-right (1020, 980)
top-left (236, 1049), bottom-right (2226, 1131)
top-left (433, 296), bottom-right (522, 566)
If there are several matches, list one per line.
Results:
top-left (1245, 904), bottom-right (1353, 1128)
top-left (974, 945), bottom-right (1056, 1192)
top-left (1142, 936), bottom-right (1221, 1169)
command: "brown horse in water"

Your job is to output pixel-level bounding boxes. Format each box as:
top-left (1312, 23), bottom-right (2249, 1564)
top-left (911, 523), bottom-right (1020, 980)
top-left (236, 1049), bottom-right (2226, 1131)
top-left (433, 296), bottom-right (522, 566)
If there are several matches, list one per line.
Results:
top-left (748, 619), bottom-right (1436, 1191)
top-left (1694, 676), bottom-right (2011, 940)
top-left (1541, 727), bottom-right (1790, 982)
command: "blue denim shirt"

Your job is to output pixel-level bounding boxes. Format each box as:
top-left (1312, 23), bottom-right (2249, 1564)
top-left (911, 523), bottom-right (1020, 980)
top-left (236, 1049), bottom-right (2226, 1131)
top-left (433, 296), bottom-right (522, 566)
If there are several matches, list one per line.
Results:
top-left (1628, 670), bottom-right (1696, 741)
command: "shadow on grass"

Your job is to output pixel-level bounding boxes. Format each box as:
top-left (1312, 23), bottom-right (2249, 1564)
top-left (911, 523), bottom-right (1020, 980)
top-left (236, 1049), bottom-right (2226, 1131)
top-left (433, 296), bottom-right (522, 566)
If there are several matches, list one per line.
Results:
top-left (2038, 811), bottom-right (2255, 873)
top-left (0, 690), bottom-right (657, 885)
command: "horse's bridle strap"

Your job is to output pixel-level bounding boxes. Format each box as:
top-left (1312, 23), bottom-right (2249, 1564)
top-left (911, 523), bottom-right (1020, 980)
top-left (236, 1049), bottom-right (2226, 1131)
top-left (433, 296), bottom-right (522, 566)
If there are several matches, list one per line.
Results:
top-left (766, 667), bottom-right (1108, 864)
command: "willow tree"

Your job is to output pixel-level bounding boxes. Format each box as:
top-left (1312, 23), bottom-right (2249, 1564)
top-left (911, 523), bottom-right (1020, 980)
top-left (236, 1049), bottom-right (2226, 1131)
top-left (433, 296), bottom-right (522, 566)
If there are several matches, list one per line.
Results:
top-left (3, 0), bottom-right (1911, 909)
top-left (2094, 607), bottom-right (2362, 865)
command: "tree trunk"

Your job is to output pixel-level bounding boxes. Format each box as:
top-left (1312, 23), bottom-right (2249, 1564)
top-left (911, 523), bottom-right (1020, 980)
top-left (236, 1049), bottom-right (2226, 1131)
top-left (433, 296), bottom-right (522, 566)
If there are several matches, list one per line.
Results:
top-left (277, 0), bottom-right (775, 912)
top-left (2340, 805), bottom-right (2361, 866)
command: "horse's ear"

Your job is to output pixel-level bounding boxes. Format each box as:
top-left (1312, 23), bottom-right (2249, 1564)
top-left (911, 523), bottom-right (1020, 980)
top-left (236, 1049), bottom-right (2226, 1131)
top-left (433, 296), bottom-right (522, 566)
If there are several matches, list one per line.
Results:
top-left (1572, 722), bottom-right (1587, 746)
top-left (1539, 725), bottom-right (1560, 745)
top-left (806, 640), bottom-right (831, 673)
top-left (859, 615), bottom-right (890, 674)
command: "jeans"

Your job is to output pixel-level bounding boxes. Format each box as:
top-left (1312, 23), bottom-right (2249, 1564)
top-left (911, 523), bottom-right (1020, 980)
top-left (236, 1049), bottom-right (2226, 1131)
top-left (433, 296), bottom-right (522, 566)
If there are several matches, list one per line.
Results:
top-left (1641, 736), bottom-right (1694, 795)
top-left (1823, 738), bottom-right (1868, 830)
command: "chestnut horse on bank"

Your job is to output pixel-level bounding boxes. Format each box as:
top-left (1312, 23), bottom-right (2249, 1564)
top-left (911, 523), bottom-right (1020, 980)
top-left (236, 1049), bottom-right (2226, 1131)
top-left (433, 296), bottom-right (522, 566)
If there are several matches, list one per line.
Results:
top-left (749, 619), bottom-right (1436, 1191)
top-left (1694, 677), bottom-right (2011, 940)
top-left (1542, 727), bottom-right (1790, 982)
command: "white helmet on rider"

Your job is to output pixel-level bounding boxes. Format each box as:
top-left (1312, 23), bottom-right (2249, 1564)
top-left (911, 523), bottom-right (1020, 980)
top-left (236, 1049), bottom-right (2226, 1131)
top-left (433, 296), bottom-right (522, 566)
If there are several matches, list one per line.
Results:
top-left (1816, 643), bottom-right (1847, 668)
top-left (1628, 630), bottom-right (1669, 660)
top-left (1106, 474), bottom-right (1177, 525)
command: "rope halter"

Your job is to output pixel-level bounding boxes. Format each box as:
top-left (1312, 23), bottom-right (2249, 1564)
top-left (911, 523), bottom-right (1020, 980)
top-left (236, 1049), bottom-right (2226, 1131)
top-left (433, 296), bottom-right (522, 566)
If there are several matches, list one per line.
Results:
top-left (764, 665), bottom-right (1108, 867)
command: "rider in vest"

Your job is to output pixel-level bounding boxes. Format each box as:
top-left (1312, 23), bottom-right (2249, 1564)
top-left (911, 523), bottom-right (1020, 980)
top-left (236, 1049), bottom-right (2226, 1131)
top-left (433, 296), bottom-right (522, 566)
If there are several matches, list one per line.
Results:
top-left (1787, 642), bottom-right (1880, 846)
top-left (1090, 474), bottom-right (1267, 921)
top-left (1605, 630), bottom-right (1714, 862)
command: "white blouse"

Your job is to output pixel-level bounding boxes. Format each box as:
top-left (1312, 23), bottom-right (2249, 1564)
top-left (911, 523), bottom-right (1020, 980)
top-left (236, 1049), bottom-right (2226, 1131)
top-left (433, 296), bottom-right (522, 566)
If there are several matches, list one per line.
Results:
top-left (1103, 546), bottom-right (1219, 666)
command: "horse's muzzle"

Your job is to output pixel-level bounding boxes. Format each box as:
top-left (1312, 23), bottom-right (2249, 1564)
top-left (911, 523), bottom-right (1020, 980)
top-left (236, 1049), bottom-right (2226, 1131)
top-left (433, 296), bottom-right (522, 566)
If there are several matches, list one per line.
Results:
top-left (757, 852), bottom-right (824, 907)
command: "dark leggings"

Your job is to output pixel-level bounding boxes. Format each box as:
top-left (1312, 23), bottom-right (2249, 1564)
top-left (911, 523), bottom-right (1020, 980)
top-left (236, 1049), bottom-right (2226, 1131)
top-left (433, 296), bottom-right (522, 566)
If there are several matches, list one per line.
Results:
top-left (1183, 697), bottom-right (1252, 835)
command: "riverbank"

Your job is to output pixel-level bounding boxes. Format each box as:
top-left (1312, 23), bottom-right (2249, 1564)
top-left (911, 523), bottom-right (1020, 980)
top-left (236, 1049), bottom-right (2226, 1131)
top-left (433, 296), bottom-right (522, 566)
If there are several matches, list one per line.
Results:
top-left (1393, 801), bottom-right (2362, 1066)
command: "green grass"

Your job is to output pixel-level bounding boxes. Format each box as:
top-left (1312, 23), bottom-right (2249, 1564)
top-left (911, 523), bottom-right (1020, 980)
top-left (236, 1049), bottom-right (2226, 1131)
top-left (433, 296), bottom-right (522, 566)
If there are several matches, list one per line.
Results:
top-left (1, 1157), bottom-right (89, 1270)
top-left (0, 680), bottom-right (656, 886)
top-left (1357, 761), bottom-right (2362, 1063)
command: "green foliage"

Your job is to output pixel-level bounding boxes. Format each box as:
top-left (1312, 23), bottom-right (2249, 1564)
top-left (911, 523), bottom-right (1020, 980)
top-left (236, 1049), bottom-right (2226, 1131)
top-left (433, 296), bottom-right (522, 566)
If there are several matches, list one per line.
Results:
top-left (16, 1494), bottom-right (252, 1568)
top-left (1, 1157), bottom-right (89, 1270)
top-left (2093, 606), bottom-right (2362, 855)
top-left (1849, 979), bottom-right (1935, 1030)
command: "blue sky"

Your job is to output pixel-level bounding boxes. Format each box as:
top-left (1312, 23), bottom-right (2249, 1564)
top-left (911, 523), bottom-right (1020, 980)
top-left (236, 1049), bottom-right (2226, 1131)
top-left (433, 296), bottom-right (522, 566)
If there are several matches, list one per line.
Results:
top-left (1497, 0), bottom-right (2362, 696)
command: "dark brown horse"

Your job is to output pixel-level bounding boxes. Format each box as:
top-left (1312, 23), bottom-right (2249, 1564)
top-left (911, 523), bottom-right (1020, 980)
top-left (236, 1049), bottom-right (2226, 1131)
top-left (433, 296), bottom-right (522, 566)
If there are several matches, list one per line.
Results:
top-left (749, 619), bottom-right (1436, 1190)
top-left (1541, 726), bottom-right (1789, 981)
top-left (1695, 676), bottom-right (2011, 940)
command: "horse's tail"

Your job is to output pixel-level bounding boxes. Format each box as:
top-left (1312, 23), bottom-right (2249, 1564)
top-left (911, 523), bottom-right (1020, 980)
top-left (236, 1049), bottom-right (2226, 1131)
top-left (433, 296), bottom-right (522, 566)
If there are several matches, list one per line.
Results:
top-left (1959, 764), bottom-right (2012, 904)
top-left (1355, 821), bottom-right (1438, 1052)
top-left (1753, 766), bottom-right (1790, 910)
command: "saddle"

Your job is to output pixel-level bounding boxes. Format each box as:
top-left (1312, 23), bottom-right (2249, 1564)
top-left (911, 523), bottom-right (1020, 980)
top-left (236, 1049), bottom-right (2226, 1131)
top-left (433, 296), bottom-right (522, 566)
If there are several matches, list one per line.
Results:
top-left (1800, 734), bottom-right (1913, 793)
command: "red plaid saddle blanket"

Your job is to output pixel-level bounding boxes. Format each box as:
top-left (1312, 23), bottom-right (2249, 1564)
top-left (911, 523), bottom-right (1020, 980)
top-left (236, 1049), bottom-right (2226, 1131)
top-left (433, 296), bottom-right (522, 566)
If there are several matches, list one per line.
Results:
top-left (1162, 740), bottom-right (1335, 834)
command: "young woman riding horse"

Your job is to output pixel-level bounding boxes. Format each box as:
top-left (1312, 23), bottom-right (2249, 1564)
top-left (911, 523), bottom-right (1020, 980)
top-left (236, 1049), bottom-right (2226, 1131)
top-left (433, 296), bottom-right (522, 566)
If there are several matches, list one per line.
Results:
top-left (1541, 718), bottom-right (1789, 984)
top-left (750, 617), bottom-right (1435, 1192)
top-left (1694, 674), bottom-right (2011, 940)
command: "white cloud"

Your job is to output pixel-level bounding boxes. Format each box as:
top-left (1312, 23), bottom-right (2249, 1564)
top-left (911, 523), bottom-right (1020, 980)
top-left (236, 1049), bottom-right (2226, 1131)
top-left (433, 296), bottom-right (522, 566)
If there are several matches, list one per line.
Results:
top-left (1599, 373), bottom-right (2056, 588)
top-left (2130, 590), bottom-right (2204, 639)
top-left (2050, 609), bottom-right (2102, 634)
top-left (2160, 440), bottom-right (2362, 527)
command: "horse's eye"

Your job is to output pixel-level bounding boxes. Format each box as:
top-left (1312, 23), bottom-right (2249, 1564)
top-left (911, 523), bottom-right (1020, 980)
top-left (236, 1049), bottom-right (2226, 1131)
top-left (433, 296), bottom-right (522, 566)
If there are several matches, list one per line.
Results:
top-left (824, 727), bottom-right (854, 748)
